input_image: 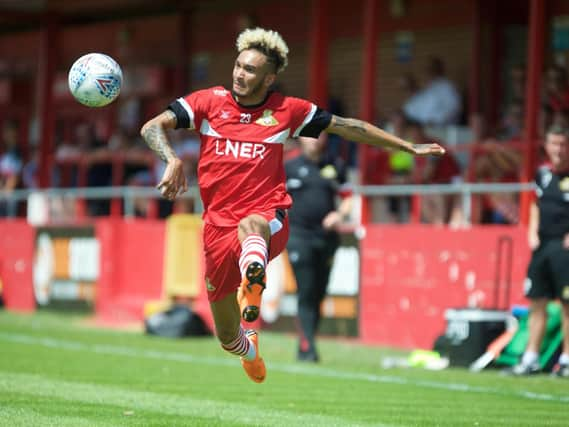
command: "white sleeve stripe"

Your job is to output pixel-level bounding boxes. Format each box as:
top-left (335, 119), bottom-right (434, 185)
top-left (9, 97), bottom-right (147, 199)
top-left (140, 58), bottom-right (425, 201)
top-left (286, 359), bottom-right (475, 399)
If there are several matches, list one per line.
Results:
top-left (292, 103), bottom-right (317, 138)
top-left (177, 97), bottom-right (195, 129)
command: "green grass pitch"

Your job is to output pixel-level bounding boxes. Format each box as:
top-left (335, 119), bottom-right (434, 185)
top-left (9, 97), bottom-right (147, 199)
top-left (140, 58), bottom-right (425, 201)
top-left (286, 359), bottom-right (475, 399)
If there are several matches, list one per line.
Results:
top-left (0, 310), bottom-right (568, 426)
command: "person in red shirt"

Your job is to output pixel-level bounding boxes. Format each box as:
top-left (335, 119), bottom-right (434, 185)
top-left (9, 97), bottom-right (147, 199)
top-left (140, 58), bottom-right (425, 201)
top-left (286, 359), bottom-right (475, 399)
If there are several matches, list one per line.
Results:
top-left (140, 27), bottom-right (445, 383)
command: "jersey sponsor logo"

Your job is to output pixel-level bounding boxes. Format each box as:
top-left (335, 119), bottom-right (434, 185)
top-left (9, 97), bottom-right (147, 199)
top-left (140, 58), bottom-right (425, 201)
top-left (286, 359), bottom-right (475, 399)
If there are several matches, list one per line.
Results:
top-left (213, 89), bottom-right (228, 97)
top-left (255, 109), bottom-right (279, 126)
top-left (220, 110), bottom-right (231, 119)
top-left (214, 138), bottom-right (266, 159)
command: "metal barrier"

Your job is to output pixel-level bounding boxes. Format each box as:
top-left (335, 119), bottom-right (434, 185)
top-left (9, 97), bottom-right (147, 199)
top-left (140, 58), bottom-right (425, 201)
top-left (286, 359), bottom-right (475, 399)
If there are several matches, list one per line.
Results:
top-left (354, 182), bottom-right (536, 224)
top-left (0, 182), bottom-right (535, 225)
top-left (0, 186), bottom-right (202, 221)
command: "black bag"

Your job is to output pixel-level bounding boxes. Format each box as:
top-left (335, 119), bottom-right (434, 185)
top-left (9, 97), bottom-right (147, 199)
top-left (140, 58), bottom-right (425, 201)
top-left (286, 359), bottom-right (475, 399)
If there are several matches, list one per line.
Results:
top-left (145, 305), bottom-right (211, 338)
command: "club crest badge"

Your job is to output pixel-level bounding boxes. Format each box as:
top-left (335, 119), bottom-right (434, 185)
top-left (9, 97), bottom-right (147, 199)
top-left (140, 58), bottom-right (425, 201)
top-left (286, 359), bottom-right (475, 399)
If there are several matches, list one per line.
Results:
top-left (559, 177), bottom-right (569, 192)
top-left (255, 109), bottom-right (279, 126)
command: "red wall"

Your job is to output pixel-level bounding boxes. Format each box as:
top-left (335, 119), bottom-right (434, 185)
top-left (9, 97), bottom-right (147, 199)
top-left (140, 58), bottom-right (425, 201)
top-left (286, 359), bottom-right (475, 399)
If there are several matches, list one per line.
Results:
top-left (360, 225), bottom-right (530, 349)
top-left (1, 218), bottom-right (534, 349)
top-left (0, 220), bottom-right (35, 311)
top-left (95, 218), bottom-right (166, 323)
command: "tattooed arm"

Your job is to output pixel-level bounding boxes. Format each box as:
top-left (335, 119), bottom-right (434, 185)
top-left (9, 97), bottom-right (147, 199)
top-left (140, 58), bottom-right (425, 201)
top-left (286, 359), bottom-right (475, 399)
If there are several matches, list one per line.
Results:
top-left (326, 115), bottom-right (445, 156)
top-left (140, 110), bottom-right (179, 162)
top-left (140, 110), bottom-right (188, 200)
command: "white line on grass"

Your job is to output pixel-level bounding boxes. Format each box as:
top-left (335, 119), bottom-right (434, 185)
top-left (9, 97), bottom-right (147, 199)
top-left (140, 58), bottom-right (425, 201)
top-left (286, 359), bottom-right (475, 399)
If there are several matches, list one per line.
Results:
top-left (1, 332), bottom-right (569, 405)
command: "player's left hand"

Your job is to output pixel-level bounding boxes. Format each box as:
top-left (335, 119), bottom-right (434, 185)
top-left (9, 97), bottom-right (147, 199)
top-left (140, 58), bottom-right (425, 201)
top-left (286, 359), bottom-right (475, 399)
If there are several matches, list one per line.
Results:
top-left (563, 233), bottom-right (569, 249)
top-left (157, 158), bottom-right (188, 201)
top-left (411, 143), bottom-right (446, 156)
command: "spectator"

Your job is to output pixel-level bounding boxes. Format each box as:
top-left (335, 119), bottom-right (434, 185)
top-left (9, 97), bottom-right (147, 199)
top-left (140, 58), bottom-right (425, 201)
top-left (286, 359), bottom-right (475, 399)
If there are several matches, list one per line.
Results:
top-left (0, 120), bottom-right (23, 217)
top-left (508, 125), bottom-right (569, 377)
top-left (325, 94), bottom-right (357, 168)
top-left (403, 56), bottom-right (462, 126)
top-left (408, 120), bottom-right (463, 225)
top-left (64, 122), bottom-right (113, 216)
top-left (128, 129), bottom-right (199, 217)
top-left (473, 94), bottom-right (526, 225)
top-left (396, 72), bottom-right (419, 102)
top-left (497, 99), bottom-right (524, 141)
top-left (384, 110), bottom-right (415, 222)
top-left (473, 136), bottom-right (522, 225)
top-left (508, 64), bottom-right (526, 107)
top-left (544, 65), bottom-right (569, 117)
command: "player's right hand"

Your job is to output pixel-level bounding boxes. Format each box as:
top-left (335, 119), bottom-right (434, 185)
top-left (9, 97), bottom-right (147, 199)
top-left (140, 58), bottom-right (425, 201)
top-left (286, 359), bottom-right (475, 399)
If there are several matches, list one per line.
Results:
top-left (411, 143), bottom-right (446, 156)
top-left (157, 158), bottom-right (188, 201)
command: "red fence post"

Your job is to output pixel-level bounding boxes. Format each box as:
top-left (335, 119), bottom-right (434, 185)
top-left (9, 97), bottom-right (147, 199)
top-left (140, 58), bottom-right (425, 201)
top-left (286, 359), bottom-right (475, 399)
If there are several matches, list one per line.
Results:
top-left (359, 0), bottom-right (379, 224)
top-left (519, 0), bottom-right (546, 225)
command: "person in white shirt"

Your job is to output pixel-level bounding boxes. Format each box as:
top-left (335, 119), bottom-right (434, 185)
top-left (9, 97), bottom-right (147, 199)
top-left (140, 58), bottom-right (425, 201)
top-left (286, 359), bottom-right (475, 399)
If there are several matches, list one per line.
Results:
top-left (403, 56), bottom-right (462, 126)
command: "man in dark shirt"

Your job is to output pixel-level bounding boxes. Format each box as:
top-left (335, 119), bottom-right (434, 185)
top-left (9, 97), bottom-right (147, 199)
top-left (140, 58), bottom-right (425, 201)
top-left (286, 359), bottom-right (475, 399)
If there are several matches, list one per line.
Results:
top-left (511, 126), bottom-right (569, 376)
top-left (285, 134), bottom-right (352, 362)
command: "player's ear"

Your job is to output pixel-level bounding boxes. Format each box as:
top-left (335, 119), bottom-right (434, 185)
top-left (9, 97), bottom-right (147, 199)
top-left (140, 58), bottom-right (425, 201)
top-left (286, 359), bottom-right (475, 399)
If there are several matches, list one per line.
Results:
top-left (264, 73), bottom-right (276, 89)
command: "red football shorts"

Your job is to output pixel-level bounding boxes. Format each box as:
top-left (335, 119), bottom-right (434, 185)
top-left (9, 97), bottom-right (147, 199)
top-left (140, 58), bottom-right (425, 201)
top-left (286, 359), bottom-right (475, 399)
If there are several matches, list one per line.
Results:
top-left (203, 209), bottom-right (289, 302)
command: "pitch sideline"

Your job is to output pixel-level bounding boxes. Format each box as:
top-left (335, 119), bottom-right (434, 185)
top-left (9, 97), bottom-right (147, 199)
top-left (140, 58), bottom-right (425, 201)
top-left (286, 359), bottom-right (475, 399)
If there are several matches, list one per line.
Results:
top-left (1, 331), bottom-right (568, 405)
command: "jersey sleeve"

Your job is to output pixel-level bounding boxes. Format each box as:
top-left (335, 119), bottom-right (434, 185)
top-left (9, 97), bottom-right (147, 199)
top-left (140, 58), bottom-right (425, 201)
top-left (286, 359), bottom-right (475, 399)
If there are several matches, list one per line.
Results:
top-left (288, 97), bottom-right (332, 138)
top-left (298, 108), bottom-right (333, 138)
top-left (168, 88), bottom-right (212, 130)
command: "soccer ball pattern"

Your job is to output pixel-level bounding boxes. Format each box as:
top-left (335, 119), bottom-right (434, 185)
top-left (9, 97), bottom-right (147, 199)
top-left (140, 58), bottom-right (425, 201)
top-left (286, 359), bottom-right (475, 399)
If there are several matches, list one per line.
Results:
top-left (68, 53), bottom-right (122, 108)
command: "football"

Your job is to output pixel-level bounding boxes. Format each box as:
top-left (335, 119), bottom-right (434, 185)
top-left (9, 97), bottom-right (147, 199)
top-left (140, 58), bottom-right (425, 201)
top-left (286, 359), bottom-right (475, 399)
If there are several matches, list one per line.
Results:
top-left (68, 53), bottom-right (122, 107)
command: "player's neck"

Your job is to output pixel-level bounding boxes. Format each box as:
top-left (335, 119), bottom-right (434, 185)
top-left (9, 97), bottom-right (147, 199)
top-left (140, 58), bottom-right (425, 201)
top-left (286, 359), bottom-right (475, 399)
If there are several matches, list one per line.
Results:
top-left (232, 90), bottom-right (271, 108)
top-left (553, 162), bottom-right (569, 174)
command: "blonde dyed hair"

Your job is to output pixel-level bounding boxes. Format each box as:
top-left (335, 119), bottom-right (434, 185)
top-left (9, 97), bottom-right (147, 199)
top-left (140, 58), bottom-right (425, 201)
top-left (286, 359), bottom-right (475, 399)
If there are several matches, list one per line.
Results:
top-left (236, 27), bottom-right (289, 73)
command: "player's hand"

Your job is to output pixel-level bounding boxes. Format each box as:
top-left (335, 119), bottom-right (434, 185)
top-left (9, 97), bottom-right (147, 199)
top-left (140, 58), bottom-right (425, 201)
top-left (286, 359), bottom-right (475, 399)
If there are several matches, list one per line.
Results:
top-left (411, 143), bottom-right (446, 156)
top-left (529, 233), bottom-right (540, 250)
top-left (322, 211), bottom-right (342, 230)
top-left (563, 233), bottom-right (569, 249)
top-left (157, 158), bottom-right (188, 201)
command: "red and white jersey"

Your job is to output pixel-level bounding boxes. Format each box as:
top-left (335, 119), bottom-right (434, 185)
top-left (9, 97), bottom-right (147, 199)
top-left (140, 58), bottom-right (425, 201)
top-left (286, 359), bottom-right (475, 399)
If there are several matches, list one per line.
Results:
top-left (170, 86), bottom-right (317, 226)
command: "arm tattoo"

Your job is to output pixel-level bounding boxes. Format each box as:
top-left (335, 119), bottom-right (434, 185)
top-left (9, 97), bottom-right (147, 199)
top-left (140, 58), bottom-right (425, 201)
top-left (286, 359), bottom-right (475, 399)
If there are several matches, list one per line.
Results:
top-left (141, 114), bottom-right (177, 163)
top-left (334, 117), bottom-right (367, 135)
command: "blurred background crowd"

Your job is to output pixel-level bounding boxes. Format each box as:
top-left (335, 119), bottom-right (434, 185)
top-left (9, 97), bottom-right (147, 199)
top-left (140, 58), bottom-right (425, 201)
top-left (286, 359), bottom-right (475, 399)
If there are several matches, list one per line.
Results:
top-left (0, 0), bottom-right (566, 226)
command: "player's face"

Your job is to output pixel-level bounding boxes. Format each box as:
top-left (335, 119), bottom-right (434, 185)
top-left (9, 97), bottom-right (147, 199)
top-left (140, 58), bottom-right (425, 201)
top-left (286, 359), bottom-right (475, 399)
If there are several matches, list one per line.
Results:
top-left (232, 49), bottom-right (276, 104)
top-left (545, 133), bottom-right (569, 170)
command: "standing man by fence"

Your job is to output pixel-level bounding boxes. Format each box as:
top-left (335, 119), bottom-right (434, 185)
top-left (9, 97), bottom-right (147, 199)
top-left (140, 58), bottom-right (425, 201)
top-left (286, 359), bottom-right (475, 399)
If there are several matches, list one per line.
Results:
top-left (510, 126), bottom-right (569, 376)
top-left (285, 134), bottom-right (352, 362)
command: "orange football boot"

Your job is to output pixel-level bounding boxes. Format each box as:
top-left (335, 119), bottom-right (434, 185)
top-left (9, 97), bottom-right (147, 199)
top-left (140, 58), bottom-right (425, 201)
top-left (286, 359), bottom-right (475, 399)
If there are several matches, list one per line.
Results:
top-left (241, 330), bottom-right (266, 383)
top-left (237, 261), bottom-right (266, 322)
